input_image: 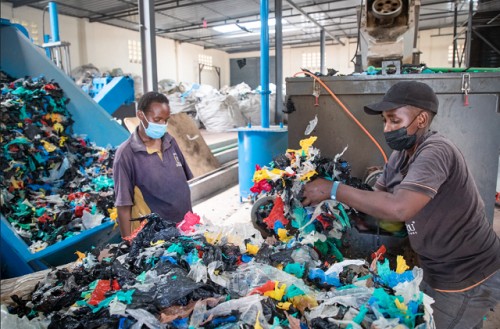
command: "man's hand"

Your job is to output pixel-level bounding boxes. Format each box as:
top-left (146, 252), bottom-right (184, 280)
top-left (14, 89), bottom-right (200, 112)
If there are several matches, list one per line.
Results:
top-left (301, 178), bottom-right (334, 206)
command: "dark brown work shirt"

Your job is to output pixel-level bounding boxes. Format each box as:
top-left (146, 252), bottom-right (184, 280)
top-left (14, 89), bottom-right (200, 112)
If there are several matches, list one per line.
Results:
top-left (375, 131), bottom-right (500, 290)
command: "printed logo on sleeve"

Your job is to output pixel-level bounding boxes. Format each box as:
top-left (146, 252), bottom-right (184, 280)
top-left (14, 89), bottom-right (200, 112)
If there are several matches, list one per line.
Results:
top-left (406, 221), bottom-right (417, 235)
top-left (173, 152), bottom-right (183, 167)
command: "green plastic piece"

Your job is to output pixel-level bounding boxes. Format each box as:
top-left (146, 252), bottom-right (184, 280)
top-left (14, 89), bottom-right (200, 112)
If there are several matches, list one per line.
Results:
top-left (285, 284), bottom-right (304, 299)
top-left (284, 263), bottom-right (305, 278)
top-left (337, 203), bottom-right (351, 228)
top-left (91, 289), bottom-right (135, 313)
top-left (167, 243), bottom-right (185, 255)
top-left (136, 271), bottom-right (147, 283)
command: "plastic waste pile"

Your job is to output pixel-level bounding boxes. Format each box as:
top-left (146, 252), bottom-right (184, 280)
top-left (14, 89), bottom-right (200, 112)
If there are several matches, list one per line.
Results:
top-left (3, 136), bottom-right (435, 328)
top-left (250, 137), bottom-right (372, 242)
top-left (0, 72), bottom-right (117, 252)
top-left (3, 211), bottom-right (434, 328)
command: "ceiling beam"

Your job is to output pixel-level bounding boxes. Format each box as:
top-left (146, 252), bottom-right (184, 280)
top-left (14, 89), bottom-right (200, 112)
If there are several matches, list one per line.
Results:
top-left (284, 0), bottom-right (346, 45)
top-left (12, 0), bottom-right (43, 8)
top-left (89, 0), bottom-right (227, 23)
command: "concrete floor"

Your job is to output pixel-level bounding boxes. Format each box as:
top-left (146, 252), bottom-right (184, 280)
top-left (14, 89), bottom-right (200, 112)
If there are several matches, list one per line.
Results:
top-left (193, 186), bottom-right (500, 328)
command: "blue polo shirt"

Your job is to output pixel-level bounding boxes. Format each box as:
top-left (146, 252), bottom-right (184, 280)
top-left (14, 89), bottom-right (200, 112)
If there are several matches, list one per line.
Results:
top-left (113, 129), bottom-right (193, 223)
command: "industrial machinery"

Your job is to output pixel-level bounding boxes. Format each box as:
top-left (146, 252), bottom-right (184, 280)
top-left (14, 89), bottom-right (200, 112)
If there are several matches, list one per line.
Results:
top-left (358, 0), bottom-right (420, 71)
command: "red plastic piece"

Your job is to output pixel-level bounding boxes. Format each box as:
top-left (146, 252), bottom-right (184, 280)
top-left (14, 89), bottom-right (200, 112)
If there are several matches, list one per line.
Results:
top-left (88, 279), bottom-right (120, 306)
top-left (371, 244), bottom-right (386, 261)
top-left (263, 196), bottom-right (289, 229)
top-left (249, 280), bottom-right (275, 295)
top-left (177, 211), bottom-right (201, 233)
top-left (250, 179), bottom-right (272, 194)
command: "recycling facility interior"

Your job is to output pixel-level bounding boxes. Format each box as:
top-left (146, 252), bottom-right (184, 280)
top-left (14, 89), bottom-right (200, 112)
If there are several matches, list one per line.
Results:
top-left (1, 0), bottom-right (500, 328)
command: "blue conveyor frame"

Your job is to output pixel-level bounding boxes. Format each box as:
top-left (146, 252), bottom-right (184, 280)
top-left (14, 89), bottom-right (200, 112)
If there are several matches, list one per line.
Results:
top-left (0, 22), bottom-right (128, 278)
top-left (0, 22), bottom-right (130, 147)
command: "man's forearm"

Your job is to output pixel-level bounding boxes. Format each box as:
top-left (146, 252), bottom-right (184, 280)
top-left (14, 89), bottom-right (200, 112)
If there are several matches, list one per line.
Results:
top-left (337, 184), bottom-right (429, 222)
top-left (117, 206), bottom-right (132, 237)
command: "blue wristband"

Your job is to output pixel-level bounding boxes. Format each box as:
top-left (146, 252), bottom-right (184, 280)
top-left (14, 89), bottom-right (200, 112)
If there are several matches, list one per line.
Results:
top-left (330, 181), bottom-right (340, 200)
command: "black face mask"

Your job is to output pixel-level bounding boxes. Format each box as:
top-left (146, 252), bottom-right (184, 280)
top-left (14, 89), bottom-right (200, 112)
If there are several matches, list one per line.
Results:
top-left (384, 113), bottom-right (421, 151)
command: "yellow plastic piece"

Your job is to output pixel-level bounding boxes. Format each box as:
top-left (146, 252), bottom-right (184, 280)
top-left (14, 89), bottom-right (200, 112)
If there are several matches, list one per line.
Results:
top-left (379, 220), bottom-right (404, 233)
top-left (395, 298), bottom-right (408, 312)
top-left (59, 136), bottom-right (68, 147)
top-left (277, 228), bottom-right (293, 243)
top-left (53, 122), bottom-right (64, 133)
top-left (44, 113), bottom-right (64, 123)
top-left (290, 295), bottom-right (318, 313)
top-left (41, 140), bottom-right (57, 152)
top-left (75, 250), bottom-right (86, 262)
top-left (150, 240), bottom-right (165, 246)
top-left (277, 301), bottom-right (292, 310)
top-left (10, 177), bottom-right (23, 189)
top-left (299, 170), bottom-right (317, 182)
top-left (287, 136), bottom-right (317, 156)
top-left (246, 243), bottom-right (260, 255)
top-left (396, 255), bottom-right (409, 274)
top-left (254, 311), bottom-right (263, 329)
top-left (108, 207), bottom-right (118, 220)
top-left (264, 282), bottom-right (286, 301)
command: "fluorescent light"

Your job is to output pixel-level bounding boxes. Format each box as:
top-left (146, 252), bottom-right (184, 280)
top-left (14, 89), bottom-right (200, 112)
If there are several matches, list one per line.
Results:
top-left (218, 26), bottom-right (299, 39)
top-left (213, 18), bottom-right (279, 33)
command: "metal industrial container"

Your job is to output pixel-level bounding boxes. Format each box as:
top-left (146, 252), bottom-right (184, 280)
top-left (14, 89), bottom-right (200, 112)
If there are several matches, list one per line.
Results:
top-left (286, 73), bottom-right (500, 222)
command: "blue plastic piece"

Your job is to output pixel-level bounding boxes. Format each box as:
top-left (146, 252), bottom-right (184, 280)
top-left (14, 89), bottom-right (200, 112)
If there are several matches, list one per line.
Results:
top-left (308, 268), bottom-right (341, 287)
top-left (241, 254), bottom-right (253, 263)
top-left (237, 126), bottom-right (288, 199)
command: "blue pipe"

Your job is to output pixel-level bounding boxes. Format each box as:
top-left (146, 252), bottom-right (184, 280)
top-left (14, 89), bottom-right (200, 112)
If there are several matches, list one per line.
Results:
top-left (260, 0), bottom-right (270, 128)
top-left (48, 2), bottom-right (60, 42)
top-left (43, 34), bottom-right (51, 57)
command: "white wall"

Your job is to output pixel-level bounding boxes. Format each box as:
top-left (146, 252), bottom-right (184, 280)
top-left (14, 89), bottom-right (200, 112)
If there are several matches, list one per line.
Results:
top-left (228, 28), bottom-right (461, 82)
top-left (1, 2), bottom-right (230, 91)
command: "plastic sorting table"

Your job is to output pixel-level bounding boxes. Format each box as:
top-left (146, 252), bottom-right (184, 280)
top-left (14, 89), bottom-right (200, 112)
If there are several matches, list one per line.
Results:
top-left (237, 125), bottom-right (288, 201)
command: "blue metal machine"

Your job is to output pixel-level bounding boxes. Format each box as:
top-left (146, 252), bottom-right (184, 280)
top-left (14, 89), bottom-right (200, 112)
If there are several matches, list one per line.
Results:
top-left (83, 76), bottom-right (135, 116)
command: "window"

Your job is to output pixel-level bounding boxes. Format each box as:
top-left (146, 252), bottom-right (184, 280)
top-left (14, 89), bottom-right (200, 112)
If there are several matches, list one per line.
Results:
top-left (11, 19), bottom-right (40, 45)
top-left (302, 52), bottom-right (321, 73)
top-left (448, 44), bottom-right (464, 65)
top-left (198, 54), bottom-right (213, 70)
top-left (128, 40), bottom-right (142, 64)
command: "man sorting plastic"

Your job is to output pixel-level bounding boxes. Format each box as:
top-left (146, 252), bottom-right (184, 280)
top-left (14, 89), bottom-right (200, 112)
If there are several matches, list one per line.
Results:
top-left (113, 91), bottom-right (193, 238)
top-left (302, 81), bottom-right (500, 328)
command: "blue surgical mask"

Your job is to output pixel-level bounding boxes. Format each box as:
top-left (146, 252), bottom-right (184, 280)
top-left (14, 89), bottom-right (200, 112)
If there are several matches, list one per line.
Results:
top-left (141, 116), bottom-right (167, 139)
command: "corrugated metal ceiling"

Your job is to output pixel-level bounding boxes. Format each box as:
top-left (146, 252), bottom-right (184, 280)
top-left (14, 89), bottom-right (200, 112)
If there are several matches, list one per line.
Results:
top-left (5, 0), bottom-right (481, 53)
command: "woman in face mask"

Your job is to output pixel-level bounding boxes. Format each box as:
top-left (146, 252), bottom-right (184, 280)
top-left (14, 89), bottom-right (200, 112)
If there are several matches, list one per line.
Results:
top-left (301, 81), bottom-right (500, 328)
top-left (113, 91), bottom-right (193, 238)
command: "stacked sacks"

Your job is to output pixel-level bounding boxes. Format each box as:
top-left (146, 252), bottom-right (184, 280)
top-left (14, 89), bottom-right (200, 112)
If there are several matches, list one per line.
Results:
top-left (3, 212), bottom-right (435, 328)
top-left (0, 72), bottom-right (116, 252)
